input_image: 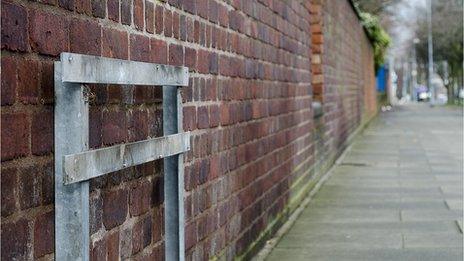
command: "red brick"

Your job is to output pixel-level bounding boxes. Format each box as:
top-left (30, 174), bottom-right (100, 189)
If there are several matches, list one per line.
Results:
top-left (108, 0), bottom-right (119, 21)
top-left (134, 0), bottom-right (144, 30)
top-left (1, 113), bottom-right (29, 161)
top-left (197, 49), bottom-right (209, 73)
top-left (184, 47), bottom-right (197, 69)
top-left (1, 56), bottom-right (17, 106)
top-left (92, 0), bottom-right (106, 18)
top-left (40, 61), bottom-right (54, 104)
top-left (102, 188), bottom-right (128, 229)
top-left (131, 219), bottom-right (143, 254)
top-left (19, 166), bottom-right (41, 210)
top-left (220, 104), bottom-right (230, 126)
top-left (183, 106), bottom-right (196, 131)
top-left (70, 19), bottom-right (101, 55)
top-left (183, 0), bottom-right (196, 14)
top-left (218, 3), bottom-right (228, 27)
top-left (208, 0), bottom-right (218, 23)
top-left (31, 109), bottom-right (53, 155)
top-left (34, 210), bottom-right (54, 258)
top-left (128, 110), bottom-right (149, 141)
top-left (168, 43), bottom-right (183, 66)
top-left (29, 10), bottom-right (69, 56)
top-left (103, 28), bottom-right (129, 59)
top-left (121, 0), bottom-right (132, 25)
top-left (75, 0), bottom-right (92, 14)
top-left (17, 58), bottom-right (39, 104)
top-left (106, 231), bottom-right (119, 260)
top-left (150, 39), bottom-right (167, 64)
top-left (155, 4), bottom-right (164, 34)
top-left (40, 162), bottom-right (54, 205)
top-left (129, 180), bottom-right (151, 216)
top-left (58, 0), bottom-right (73, 10)
top-left (145, 0), bottom-right (154, 33)
top-left (172, 12), bottom-right (180, 39)
top-left (1, 2), bottom-right (28, 52)
top-left (185, 221), bottom-right (197, 250)
top-left (197, 106), bottom-right (209, 129)
top-left (209, 105), bottom-right (220, 127)
top-left (130, 34), bottom-right (150, 62)
top-left (1, 218), bottom-right (31, 260)
top-left (102, 110), bottom-right (127, 145)
top-left (91, 237), bottom-right (106, 261)
top-left (1, 166), bottom-right (17, 217)
top-left (164, 9), bottom-right (173, 37)
top-left (152, 206), bottom-right (163, 242)
top-left (89, 107), bottom-right (102, 148)
top-left (196, 0), bottom-right (208, 19)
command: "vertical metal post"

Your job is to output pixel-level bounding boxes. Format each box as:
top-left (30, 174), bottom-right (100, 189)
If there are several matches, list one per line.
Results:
top-left (54, 62), bottom-right (90, 260)
top-left (163, 86), bottom-right (185, 261)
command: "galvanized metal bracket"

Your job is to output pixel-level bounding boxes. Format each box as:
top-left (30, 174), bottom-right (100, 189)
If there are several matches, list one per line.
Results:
top-left (55, 53), bottom-right (189, 261)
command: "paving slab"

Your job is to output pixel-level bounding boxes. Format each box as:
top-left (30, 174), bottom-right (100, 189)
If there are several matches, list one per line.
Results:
top-left (265, 104), bottom-right (463, 261)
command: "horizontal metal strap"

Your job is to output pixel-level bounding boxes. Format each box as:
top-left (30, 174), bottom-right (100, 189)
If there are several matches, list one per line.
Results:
top-left (60, 53), bottom-right (189, 86)
top-left (63, 132), bottom-right (190, 184)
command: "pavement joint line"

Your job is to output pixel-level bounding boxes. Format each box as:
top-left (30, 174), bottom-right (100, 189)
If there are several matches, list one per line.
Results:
top-left (251, 134), bottom-right (356, 261)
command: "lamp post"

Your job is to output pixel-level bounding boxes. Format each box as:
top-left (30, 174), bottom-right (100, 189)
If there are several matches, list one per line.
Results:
top-left (411, 38), bottom-right (420, 102)
top-left (427, 0), bottom-right (434, 105)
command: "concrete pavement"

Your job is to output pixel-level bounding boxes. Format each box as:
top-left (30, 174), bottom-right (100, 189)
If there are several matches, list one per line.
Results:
top-left (266, 104), bottom-right (463, 261)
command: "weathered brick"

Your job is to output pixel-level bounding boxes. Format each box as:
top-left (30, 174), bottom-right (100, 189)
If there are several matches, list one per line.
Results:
top-left (121, 0), bottom-right (132, 25)
top-left (183, 0), bottom-right (196, 14)
top-left (34, 210), bottom-right (54, 258)
top-left (196, 0), bottom-right (208, 19)
top-left (29, 10), bottom-right (69, 56)
top-left (168, 43), bottom-right (183, 66)
top-left (130, 34), bottom-right (150, 62)
top-left (129, 180), bottom-right (151, 216)
top-left (197, 106), bottom-right (209, 129)
top-left (172, 12), bottom-right (180, 39)
top-left (40, 61), bottom-right (54, 104)
top-left (41, 162), bottom-right (54, 205)
top-left (150, 39), bottom-right (167, 64)
top-left (184, 47), bottom-right (197, 69)
top-left (75, 0), bottom-right (92, 14)
top-left (164, 9), bottom-right (173, 37)
top-left (91, 0), bottom-right (106, 18)
top-left (103, 28), bottom-right (129, 59)
top-left (1, 166), bottom-right (17, 217)
top-left (145, 0), bottom-right (154, 33)
top-left (1, 218), bottom-right (31, 260)
top-left (1, 56), bottom-right (17, 106)
top-left (209, 105), bottom-right (220, 127)
top-left (31, 109), bottom-right (53, 155)
top-left (17, 58), bottom-right (39, 104)
top-left (134, 0), bottom-right (144, 30)
top-left (102, 188), bottom-right (128, 229)
top-left (106, 231), bottom-right (119, 260)
top-left (102, 110), bottom-right (127, 145)
top-left (19, 166), bottom-right (41, 210)
top-left (155, 4), bottom-right (164, 34)
top-left (183, 106), bottom-right (196, 131)
top-left (108, 0), bottom-right (119, 21)
top-left (1, 113), bottom-right (29, 161)
top-left (70, 18), bottom-right (101, 55)
top-left (91, 237), bottom-right (106, 261)
top-left (208, 0), bottom-right (218, 23)
top-left (1, 2), bottom-right (28, 52)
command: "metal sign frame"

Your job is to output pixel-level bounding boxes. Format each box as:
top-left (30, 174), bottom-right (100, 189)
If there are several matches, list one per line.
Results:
top-left (54, 52), bottom-right (189, 261)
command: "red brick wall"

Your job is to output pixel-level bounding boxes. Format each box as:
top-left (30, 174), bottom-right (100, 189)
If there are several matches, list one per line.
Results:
top-left (1, 0), bottom-right (375, 260)
top-left (319, 0), bottom-right (376, 156)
